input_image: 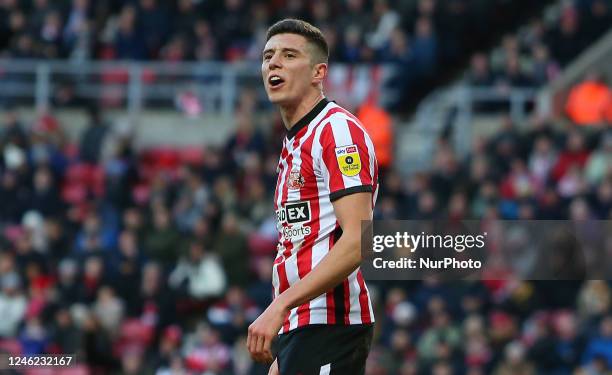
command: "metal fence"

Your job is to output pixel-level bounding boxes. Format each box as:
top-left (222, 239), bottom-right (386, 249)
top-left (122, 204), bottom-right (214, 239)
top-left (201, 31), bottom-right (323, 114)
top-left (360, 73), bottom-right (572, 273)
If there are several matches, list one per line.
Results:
top-left (400, 85), bottom-right (542, 174)
top-left (0, 59), bottom-right (398, 119)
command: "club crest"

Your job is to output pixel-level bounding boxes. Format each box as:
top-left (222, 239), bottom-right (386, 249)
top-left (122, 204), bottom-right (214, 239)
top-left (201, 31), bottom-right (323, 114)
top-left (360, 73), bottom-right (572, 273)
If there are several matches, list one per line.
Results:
top-left (287, 170), bottom-right (305, 190)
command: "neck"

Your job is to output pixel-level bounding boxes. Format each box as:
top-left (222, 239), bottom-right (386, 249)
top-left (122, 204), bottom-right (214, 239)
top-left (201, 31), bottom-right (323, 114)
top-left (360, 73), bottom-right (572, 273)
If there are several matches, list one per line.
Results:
top-left (279, 91), bottom-right (325, 131)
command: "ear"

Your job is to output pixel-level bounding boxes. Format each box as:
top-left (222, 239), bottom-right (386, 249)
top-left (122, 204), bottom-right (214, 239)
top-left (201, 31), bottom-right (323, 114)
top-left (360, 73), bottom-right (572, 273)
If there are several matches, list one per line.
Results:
top-left (312, 62), bottom-right (328, 85)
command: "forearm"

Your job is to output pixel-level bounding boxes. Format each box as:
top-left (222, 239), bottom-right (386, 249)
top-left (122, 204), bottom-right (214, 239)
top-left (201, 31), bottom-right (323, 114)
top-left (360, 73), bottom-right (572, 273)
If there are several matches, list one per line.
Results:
top-left (275, 234), bottom-right (362, 312)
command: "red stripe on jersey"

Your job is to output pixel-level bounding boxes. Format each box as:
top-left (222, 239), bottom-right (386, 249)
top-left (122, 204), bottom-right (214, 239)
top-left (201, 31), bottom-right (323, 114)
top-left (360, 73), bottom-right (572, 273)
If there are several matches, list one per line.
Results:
top-left (295, 130), bottom-right (318, 327)
top-left (278, 133), bottom-right (307, 332)
top-left (346, 120), bottom-right (372, 187)
top-left (343, 279), bottom-right (351, 324)
top-left (356, 270), bottom-right (372, 324)
top-left (325, 233), bottom-right (336, 324)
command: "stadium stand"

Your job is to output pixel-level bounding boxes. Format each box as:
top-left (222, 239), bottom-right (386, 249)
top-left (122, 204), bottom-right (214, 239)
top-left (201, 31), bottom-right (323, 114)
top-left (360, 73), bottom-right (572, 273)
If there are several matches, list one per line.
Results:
top-left (0, 0), bottom-right (610, 374)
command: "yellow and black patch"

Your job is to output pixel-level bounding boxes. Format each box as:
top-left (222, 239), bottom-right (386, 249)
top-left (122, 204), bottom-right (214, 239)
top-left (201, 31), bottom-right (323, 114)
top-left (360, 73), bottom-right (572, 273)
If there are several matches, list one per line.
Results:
top-left (335, 144), bottom-right (362, 177)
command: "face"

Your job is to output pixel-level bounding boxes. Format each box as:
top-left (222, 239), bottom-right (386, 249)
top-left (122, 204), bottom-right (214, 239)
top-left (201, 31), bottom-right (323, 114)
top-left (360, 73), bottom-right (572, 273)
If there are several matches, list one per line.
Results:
top-left (262, 33), bottom-right (326, 106)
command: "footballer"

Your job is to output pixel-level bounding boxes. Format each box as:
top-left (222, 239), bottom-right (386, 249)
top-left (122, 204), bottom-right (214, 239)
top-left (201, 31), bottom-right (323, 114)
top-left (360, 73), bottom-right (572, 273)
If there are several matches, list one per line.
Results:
top-left (247, 19), bottom-right (379, 375)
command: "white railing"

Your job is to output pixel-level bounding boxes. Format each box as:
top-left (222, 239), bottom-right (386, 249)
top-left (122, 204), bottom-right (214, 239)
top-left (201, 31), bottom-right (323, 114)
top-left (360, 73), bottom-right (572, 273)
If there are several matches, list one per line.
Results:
top-left (0, 59), bottom-right (399, 119)
top-left (398, 85), bottom-right (542, 174)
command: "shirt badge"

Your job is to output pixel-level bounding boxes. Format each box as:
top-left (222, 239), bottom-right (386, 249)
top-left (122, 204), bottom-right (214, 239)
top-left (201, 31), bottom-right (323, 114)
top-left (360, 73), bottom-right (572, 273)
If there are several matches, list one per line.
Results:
top-left (335, 144), bottom-right (362, 177)
top-left (287, 170), bottom-right (305, 190)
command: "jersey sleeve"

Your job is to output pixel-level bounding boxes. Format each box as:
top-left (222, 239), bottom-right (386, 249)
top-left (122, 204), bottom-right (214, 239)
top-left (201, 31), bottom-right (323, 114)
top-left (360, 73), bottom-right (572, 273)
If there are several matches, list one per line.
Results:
top-left (319, 116), bottom-right (375, 202)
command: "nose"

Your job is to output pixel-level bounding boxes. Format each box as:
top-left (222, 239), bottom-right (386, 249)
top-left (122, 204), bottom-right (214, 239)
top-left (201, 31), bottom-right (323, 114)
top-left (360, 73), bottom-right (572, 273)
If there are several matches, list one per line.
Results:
top-left (268, 52), bottom-right (282, 70)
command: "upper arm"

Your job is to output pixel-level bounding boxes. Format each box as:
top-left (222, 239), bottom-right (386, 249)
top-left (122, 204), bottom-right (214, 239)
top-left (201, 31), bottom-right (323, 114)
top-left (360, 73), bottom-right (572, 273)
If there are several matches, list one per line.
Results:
top-left (332, 192), bottom-right (372, 239)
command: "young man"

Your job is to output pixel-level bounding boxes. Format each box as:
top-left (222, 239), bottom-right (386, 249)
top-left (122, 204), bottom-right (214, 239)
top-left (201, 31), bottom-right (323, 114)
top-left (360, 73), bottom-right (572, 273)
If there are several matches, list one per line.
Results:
top-left (247, 19), bottom-right (378, 375)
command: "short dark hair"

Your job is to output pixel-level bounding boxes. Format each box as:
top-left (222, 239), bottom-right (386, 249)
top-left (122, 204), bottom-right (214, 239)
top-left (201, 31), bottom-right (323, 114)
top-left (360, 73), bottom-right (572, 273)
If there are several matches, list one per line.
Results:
top-left (266, 18), bottom-right (329, 64)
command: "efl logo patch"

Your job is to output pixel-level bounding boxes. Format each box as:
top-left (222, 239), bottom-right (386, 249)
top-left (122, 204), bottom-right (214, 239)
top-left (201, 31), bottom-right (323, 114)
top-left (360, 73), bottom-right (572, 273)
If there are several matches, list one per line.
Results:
top-left (335, 144), bottom-right (362, 177)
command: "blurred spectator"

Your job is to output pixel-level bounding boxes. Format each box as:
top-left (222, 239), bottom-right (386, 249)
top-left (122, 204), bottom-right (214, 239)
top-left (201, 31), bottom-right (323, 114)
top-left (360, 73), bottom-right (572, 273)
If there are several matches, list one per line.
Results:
top-left (79, 256), bottom-right (106, 303)
top-left (552, 130), bottom-right (591, 182)
top-left (74, 211), bottom-right (117, 254)
top-left (79, 106), bottom-right (108, 164)
top-left (493, 341), bottom-right (535, 375)
top-left (582, 315), bottom-right (612, 367)
top-left (82, 310), bottom-right (117, 371)
top-left (380, 27), bottom-right (413, 66)
top-left (584, 131), bottom-right (612, 185)
top-left (0, 272), bottom-right (26, 337)
top-left (578, 280), bottom-right (611, 319)
top-left (547, 5), bottom-right (586, 66)
top-left (339, 0), bottom-right (370, 35)
top-left (208, 286), bottom-right (260, 344)
top-left (129, 261), bottom-right (175, 327)
top-left (223, 111), bottom-right (266, 173)
top-left (50, 307), bottom-right (82, 354)
top-left (566, 74), bottom-right (612, 125)
top-left (168, 240), bottom-right (226, 300)
top-left (173, 167), bottom-right (209, 232)
top-left (549, 311), bottom-right (587, 372)
top-left (417, 310), bottom-right (461, 365)
top-left (149, 324), bottom-right (182, 371)
top-left (367, 0), bottom-right (400, 51)
top-left (467, 53), bottom-right (495, 87)
top-left (113, 5), bottom-right (146, 60)
top-left (137, 0), bottom-right (170, 58)
top-left (497, 53), bottom-right (533, 88)
top-left (1, 109), bottom-right (28, 149)
top-left (528, 135), bottom-right (557, 188)
top-left (412, 17), bottom-right (438, 76)
top-left (93, 285), bottom-right (124, 338)
top-left (144, 206), bottom-right (181, 266)
top-left (530, 44), bottom-right (559, 85)
top-left (583, 0), bottom-right (612, 43)
top-left (247, 257), bottom-right (273, 310)
top-left (38, 10), bottom-right (63, 58)
top-left (192, 19), bottom-right (217, 61)
top-left (30, 167), bottom-right (64, 217)
top-left (213, 213), bottom-right (249, 287)
top-left (183, 323), bottom-right (231, 373)
top-left (214, 0), bottom-right (250, 60)
top-left (357, 101), bottom-right (394, 173)
top-left (19, 316), bottom-right (48, 355)
top-left (63, 0), bottom-right (91, 56)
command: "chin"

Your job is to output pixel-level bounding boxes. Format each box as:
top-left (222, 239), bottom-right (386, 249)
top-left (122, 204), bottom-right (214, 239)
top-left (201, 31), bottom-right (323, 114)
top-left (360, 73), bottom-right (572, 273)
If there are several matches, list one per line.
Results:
top-left (268, 92), bottom-right (292, 106)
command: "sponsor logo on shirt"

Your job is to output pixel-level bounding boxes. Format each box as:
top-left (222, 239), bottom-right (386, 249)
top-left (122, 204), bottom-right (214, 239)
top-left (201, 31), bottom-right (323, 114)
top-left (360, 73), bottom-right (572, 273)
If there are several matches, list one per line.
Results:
top-left (335, 144), bottom-right (362, 177)
top-left (276, 201), bottom-right (311, 224)
top-left (276, 201), bottom-right (312, 241)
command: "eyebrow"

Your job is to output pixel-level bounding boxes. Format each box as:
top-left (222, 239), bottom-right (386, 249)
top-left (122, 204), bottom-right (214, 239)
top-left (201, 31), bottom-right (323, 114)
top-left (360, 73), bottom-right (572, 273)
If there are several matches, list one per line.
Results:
top-left (262, 47), bottom-right (301, 56)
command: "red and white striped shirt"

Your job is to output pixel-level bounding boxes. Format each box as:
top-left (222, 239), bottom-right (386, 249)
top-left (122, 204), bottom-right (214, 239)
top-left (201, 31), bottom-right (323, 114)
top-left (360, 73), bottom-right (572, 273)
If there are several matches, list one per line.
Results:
top-left (273, 98), bottom-right (378, 334)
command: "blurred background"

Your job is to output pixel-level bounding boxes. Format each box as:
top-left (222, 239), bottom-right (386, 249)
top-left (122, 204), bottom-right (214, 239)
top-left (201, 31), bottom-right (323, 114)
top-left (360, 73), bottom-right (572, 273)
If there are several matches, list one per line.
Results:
top-left (0, 0), bottom-right (611, 374)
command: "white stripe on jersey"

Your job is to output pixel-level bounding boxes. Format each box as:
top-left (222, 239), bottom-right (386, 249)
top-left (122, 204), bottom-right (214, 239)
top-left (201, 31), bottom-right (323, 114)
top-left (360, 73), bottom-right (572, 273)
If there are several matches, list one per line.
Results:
top-left (328, 115), bottom-right (362, 189)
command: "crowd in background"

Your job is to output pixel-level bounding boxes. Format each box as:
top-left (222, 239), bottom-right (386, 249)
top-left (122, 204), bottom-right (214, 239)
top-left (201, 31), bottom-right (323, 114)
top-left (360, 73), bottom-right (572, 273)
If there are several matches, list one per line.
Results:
top-left (1, 0), bottom-right (611, 111)
top-left (5, 0), bottom-right (604, 111)
top-left (0, 0), bottom-right (518, 64)
top-left (0, 89), bottom-right (611, 374)
top-left (0, 0), bottom-right (611, 375)
top-left (466, 0), bottom-right (612, 89)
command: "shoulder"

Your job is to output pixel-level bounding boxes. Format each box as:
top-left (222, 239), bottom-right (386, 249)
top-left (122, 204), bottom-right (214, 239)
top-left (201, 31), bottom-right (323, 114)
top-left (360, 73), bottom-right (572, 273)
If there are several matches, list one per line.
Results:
top-left (317, 104), bottom-right (369, 146)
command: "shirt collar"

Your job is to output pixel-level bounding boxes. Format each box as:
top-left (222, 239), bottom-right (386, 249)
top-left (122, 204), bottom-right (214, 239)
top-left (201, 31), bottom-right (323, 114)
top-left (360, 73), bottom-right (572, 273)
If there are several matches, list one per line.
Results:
top-left (286, 98), bottom-right (330, 140)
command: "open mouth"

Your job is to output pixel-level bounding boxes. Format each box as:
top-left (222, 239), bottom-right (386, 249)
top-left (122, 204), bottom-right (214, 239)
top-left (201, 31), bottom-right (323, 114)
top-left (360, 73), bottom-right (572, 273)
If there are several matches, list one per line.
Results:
top-left (268, 75), bottom-right (285, 88)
